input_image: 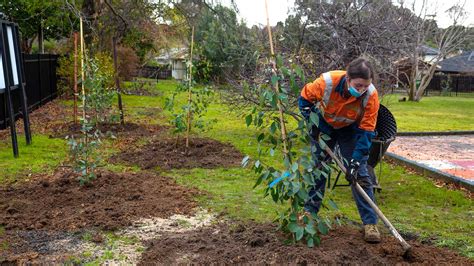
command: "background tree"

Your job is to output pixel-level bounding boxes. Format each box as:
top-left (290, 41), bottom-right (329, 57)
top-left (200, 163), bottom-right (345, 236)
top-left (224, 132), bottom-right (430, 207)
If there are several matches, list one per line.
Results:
top-left (0, 0), bottom-right (79, 53)
top-left (402, 0), bottom-right (470, 101)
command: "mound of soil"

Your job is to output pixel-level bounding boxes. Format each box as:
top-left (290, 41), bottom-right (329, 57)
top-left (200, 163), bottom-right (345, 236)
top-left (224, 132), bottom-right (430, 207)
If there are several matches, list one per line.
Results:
top-left (0, 100), bottom-right (71, 140)
top-left (0, 169), bottom-right (200, 231)
top-left (110, 138), bottom-right (243, 170)
top-left (50, 122), bottom-right (165, 139)
top-left (138, 222), bottom-right (472, 265)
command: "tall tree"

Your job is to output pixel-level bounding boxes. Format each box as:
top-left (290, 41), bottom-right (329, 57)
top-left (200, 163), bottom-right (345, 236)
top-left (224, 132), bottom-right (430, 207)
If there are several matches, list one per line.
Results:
top-left (0, 0), bottom-right (79, 53)
top-left (402, 0), bottom-right (470, 101)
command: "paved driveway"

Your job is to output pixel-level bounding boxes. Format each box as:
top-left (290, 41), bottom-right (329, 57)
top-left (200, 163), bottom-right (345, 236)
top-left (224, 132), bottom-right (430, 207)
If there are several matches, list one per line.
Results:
top-left (387, 135), bottom-right (474, 181)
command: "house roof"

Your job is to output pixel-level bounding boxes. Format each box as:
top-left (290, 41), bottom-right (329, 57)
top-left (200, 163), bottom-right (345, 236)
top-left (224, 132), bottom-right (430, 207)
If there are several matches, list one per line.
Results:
top-left (156, 48), bottom-right (189, 61)
top-left (418, 45), bottom-right (440, 56)
top-left (438, 51), bottom-right (474, 73)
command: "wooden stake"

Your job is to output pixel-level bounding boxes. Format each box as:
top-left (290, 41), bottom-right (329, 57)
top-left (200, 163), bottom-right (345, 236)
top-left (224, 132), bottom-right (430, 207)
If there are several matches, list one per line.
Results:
top-left (79, 17), bottom-right (88, 176)
top-left (265, 0), bottom-right (289, 158)
top-left (80, 17), bottom-right (85, 122)
top-left (185, 26), bottom-right (194, 149)
top-left (113, 36), bottom-right (124, 125)
top-left (73, 32), bottom-right (78, 125)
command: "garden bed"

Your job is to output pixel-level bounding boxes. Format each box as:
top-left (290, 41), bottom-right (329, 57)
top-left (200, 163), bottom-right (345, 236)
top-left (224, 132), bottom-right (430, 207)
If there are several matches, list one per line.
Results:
top-left (0, 169), bottom-right (200, 231)
top-left (138, 222), bottom-right (472, 265)
top-left (110, 137), bottom-right (243, 170)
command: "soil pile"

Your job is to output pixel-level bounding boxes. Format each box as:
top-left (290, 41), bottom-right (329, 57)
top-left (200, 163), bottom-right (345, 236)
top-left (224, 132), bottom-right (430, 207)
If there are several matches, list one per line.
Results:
top-left (138, 222), bottom-right (473, 265)
top-left (110, 137), bottom-right (243, 170)
top-left (0, 170), bottom-right (200, 231)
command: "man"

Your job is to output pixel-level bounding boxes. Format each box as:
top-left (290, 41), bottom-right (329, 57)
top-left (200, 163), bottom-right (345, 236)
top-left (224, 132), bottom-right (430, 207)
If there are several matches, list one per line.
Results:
top-left (298, 57), bottom-right (381, 243)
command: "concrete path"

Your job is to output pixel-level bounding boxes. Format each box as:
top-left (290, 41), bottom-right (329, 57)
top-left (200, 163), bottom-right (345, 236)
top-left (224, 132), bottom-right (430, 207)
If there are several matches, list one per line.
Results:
top-left (387, 135), bottom-right (474, 182)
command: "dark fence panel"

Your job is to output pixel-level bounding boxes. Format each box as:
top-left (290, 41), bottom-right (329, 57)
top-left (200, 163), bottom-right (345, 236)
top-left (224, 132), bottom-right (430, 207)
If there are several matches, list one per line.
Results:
top-left (0, 53), bottom-right (58, 129)
top-left (136, 66), bottom-right (171, 80)
top-left (426, 74), bottom-right (474, 95)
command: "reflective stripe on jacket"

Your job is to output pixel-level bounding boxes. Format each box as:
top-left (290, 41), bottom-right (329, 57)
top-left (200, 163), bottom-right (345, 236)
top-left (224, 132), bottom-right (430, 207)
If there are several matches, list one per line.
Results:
top-left (300, 70), bottom-right (379, 131)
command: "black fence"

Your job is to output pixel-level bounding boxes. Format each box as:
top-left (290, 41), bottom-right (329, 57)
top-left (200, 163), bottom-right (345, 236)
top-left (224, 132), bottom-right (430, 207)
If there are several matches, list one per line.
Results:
top-left (136, 65), bottom-right (172, 80)
top-left (0, 54), bottom-right (58, 129)
top-left (424, 74), bottom-right (474, 96)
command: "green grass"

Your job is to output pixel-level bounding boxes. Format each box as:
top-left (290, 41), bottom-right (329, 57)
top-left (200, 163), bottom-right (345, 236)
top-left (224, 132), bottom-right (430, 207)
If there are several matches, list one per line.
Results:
top-left (381, 94), bottom-right (474, 132)
top-left (0, 135), bottom-right (67, 183)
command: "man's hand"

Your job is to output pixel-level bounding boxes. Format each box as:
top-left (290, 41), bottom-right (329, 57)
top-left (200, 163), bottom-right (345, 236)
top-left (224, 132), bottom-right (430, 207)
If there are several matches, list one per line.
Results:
top-left (345, 159), bottom-right (360, 184)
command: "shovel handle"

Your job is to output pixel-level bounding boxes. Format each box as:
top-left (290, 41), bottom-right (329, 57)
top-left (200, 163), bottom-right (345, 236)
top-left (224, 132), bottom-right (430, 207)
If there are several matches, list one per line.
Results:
top-left (323, 146), bottom-right (412, 252)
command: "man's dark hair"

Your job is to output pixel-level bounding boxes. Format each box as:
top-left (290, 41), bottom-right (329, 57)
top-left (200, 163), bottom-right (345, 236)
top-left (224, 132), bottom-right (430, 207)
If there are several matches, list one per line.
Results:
top-left (346, 58), bottom-right (375, 80)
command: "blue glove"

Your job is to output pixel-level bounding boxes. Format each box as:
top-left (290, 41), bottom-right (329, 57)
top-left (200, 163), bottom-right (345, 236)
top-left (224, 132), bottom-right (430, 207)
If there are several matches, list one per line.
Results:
top-left (298, 96), bottom-right (316, 120)
top-left (346, 159), bottom-right (360, 184)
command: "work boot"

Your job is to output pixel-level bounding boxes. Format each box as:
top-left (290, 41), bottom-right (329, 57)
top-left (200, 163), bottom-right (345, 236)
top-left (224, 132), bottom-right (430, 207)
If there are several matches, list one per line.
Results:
top-left (364, 224), bottom-right (381, 243)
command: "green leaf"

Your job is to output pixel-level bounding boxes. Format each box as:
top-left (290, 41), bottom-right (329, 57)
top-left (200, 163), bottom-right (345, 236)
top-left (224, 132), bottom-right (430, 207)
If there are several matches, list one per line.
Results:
top-left (257, 133), bottom-right (265, 142)
top-left (307, 237), bottom-right (315, 247)
top-left (289, 213), bottom-right (298, 222)
top-left (254, 160), bottom-right (261, 168)
top-left (302, 173), bottom-right (315, 185)
top-left (305, 223), bottom-right (317, 235)
top-left (288, 222), bottom-right (299, 233)
top-left (314, 235), bottom-right (321, 246)
top-left (297, 187), bottom-right (309, 200)
top-left (295, 65), bottom-right (305, 81)
top-left (295, 227), bottom-right (304, 241)
top-left (269, 122), bottom-right (277, 134)
top-left (321, 134), bottom-right (331, 141)
top-left (276, 55), bottom-right (283, 68)
top-left (318, 221), bottom-right (329, 235)
top-left (278, 93), bottom-right (288, 103)
top-left (289, 182), bottom-right (300, 196)
top-left (309, 111), bottom-right (319, 126)
top-left (245, 114), bottom-right (252, 127)
top-left (291, 162), bottom-right (299, 172)
top-left (271, 75), bottom-right (280, 86)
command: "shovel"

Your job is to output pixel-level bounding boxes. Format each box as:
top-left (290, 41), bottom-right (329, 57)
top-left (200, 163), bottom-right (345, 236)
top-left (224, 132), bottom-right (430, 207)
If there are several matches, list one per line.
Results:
top-left (323, 145), bottom-right (412, 256)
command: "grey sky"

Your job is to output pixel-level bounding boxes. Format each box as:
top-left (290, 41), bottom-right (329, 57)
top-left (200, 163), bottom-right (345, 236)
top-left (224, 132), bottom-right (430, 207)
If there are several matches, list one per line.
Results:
top-left (226, 0), bottom-right (473, 28)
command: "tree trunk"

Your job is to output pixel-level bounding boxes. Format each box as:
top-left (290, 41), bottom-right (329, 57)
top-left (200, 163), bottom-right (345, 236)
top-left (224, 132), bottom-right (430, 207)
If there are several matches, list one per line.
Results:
top-left (415, 62), bottom-right (437, 101)
top-left (38, 22), bottom-right (44, 54)
top-left (81, 0), bottom-right (98, 49)
top-left (408, 56), bottom-right (418, 101)
top-left (20, 37), bottom-right (34, 54)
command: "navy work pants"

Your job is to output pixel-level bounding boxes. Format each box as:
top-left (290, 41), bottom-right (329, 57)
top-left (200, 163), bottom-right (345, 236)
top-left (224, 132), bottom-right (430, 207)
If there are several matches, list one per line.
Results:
top-left (304, 117), bottom-right (378, 225)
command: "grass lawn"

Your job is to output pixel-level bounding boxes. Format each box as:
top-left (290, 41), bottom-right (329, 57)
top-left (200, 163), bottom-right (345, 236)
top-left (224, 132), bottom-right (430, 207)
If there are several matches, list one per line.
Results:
top-left (381, 94), bottom-right (474, 132)
top-left (0, 135), bottom-right (66, 183)
top-left (0, 80), bottom-right (472, 258)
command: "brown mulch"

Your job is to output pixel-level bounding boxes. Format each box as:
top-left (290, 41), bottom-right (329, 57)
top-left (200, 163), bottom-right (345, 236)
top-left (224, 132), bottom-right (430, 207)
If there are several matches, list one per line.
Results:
top-left (0, 169), bottom-right (200, 232)
top-left (50, 121), bottom-right (165, 143)
top-left (110, 137), bottom-right (243, 170)
top-left (0, 100), bottom-right (71, 140)
top-left (138, 222), bottom-right (473, 265)
top-left (0, 99), bottom-right (164, 143)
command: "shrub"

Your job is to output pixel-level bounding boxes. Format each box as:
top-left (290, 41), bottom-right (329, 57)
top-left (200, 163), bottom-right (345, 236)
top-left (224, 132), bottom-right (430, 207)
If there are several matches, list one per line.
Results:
top-left (117, 45), bottom-right (140, 81)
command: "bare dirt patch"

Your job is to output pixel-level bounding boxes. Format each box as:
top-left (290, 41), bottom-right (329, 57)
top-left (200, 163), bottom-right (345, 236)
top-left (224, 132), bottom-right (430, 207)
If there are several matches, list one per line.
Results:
top-left (0, 169), bottom-right (200, 232)
top-left (0, 100), bottom-right (70, 140)
top-left (138, 222), bottom-right (473, 265)
top-left (50, 121), bottom-right (165, 139)
top-left (110, 137), bottom-right (243, 170)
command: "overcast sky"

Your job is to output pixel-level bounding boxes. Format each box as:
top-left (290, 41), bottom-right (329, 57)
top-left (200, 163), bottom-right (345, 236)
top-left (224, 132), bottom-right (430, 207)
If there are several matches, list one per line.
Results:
top-left (224, 0), bottom-right (473, 29)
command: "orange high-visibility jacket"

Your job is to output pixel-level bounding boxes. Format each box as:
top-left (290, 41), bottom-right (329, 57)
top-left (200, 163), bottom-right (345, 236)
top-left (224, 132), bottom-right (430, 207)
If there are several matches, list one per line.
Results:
top-left (300, 70), bottom-right (379, 132)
